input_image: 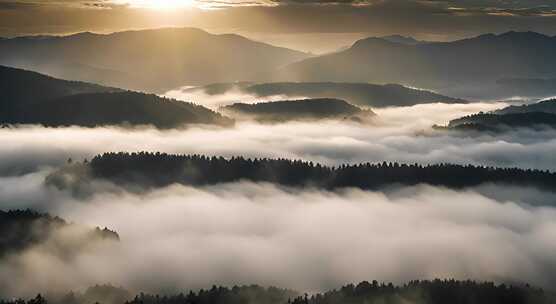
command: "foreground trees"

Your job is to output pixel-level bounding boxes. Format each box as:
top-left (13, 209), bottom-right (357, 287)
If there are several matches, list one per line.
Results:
top-left (2, 281), bottom-right (553, 304)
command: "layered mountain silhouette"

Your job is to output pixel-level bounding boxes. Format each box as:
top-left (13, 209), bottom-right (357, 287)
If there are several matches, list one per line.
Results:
top-left (0, 28), bottom-right (309, 92)
top-left (442, 99), bottom-right (556, 131)
top-left (0, 65), bottom-right (233, 128)
top-left (0, 210), bottom-right (119, 257)
top-left (186, 82), bottom-right (462, 107)
top-left (279, 31), bottom-right (556, 97)
top-left (220, 98), bottom-right (376, 122)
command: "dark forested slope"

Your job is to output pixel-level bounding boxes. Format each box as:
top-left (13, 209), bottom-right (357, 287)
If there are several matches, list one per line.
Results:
top-left (15, 91), bottom-right (233, 128)
top-left (3, 280), bottom-right (552, 304)
top-left (0, 65), bottom-right (117, 115)
top-left (0, 210), bottom-right (119, 257)
top-left (0, 66), bottom-right (233, 128)
top-left (442, 99), bottom-right (556, 131)
top-left (220, 99), bottom-right (375, 122)
top-left (46, 152), bottom-right (556, 192)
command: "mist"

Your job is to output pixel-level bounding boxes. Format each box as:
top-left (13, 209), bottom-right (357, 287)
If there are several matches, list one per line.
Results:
top-left (2, 102), bottom-right (556, 173)
top-left (2, 176), bottom-right (556, 297)
top-left (2, 101), bottom-right (556, 298)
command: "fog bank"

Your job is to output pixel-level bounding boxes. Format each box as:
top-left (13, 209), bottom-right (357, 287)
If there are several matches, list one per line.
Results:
top-left (1, 180), bottom-right (556, 296)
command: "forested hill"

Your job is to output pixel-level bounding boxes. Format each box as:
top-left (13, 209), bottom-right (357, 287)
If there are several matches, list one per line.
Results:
top-left (244, 83), bottom-right (463, 107)
top-left (0, 66), bottom-right (233, 128)
top-left (437, 99), bottom-right (556, 131)
top-left (0, 65), bottom-right (117, 114)
top-left (0, 210), bottom-right (119, 257)
top-left (446, 112), bottom-right (556, 131)
top-left (2, 280), bottom-right (553, 304)
top-left (11, 91), bottom-right (234, 128)
top-left (219, 99), bottom-right (375, 122)
top-left (186, 82), bottom-right (463, 108)
top-left (126, 281), bottom-right (553, 304)
top-left (495, 99), bottom-right (556, 115)
top-left (47, 152), bottom-right (556, 192)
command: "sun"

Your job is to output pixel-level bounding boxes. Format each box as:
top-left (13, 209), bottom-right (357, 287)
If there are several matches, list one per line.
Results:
top-left (122, 0), bottom-right (196, 10)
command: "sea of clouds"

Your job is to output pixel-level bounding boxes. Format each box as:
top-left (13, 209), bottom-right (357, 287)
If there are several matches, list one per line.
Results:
top-left (2, 101), bottom-right (556, 297)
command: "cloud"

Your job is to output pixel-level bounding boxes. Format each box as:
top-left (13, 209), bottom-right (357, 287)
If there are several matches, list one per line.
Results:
top-left (3, 102), bottom-right (556, 173)
top-left (0, 102), bottom-right (555, 296)
top-left (2, 179), bottom-right (556, 296)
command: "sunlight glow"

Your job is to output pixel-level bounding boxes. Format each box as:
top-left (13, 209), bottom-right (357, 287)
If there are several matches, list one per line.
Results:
top-left (118, 0), bottom-right (197, 10)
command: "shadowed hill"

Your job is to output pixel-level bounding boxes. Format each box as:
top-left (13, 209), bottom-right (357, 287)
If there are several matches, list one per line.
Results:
top-left (441, 99), bottom-right (556, 131)
top-left (0, 66), bottom-right (233, 128)
top-left (220, 98), bottom-right (376, 122)
top-left (186, 82), bottom-right (462, 108)
top-left (13, 91), bottom-right (234, 128)
top-left (46, 152), bottom-right (556, 193)
top-left (495, 99), bottom-right (556, 115)
top-left (0, 28), bottom-right (309, 92)
top-left (0, 65), bottom-right (118, 115)
top-left (0, 210), bottom-right (119, 257)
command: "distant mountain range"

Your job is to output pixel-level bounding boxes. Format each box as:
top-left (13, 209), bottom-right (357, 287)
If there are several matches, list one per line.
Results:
top-left (0, 28), bottom-right (309, 92)
top-left (220, 98), bottom-right (376, 123)
top-left (442, 99), bottom-right (556, 131)
top-left (4, 29), bottom-right (556, 100)
top-left (186, 82), bottom-right (463, 108)
top-left (278, 31), bottom-right (556, 99)
top-left (0, 65), bottom-right (233, 128)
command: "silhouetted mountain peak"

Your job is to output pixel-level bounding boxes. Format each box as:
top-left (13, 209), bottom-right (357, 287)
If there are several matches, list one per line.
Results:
top-left (351, 37), bottom-right (404, 50)
top-left (379, 35), bottom-right (422, 45)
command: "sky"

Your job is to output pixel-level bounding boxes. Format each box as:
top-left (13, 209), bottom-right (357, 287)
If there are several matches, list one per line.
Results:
top-left (2, 0), bottom-right (556, 52)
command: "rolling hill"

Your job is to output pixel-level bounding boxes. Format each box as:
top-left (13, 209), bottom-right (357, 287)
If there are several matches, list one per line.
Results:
top-left (185, 82), bottom-right (463, 108)
top-left (0, 28), bottom-right (309, 92)
top-left (442, 99), bottom-right (556, 131)
top-left (0, 65), bottom-right (233, 128)
top-left (220, 98), bottom-right (376, 122)
top-left (0, 65), bottom-right (118, 115)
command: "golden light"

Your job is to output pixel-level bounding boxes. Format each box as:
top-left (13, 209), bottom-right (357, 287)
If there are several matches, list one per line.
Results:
top-left (118, 0), bottom-right (197, 10)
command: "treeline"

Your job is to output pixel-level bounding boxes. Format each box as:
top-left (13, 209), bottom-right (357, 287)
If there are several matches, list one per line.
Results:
top-left (443, 99), bottom-right (556, 132)
top-left (446, 112), bottom-right (556, 131)
top-left (0, 210), bottom-right (119, 257)
top-left (86, 152), bottom-right (556, 190)
top-left (3, 280), bottom-right (552, 304)
top-left (288, 280), bottom-right (553, 304)
top-left (219, 99), bottom-right (375, 123)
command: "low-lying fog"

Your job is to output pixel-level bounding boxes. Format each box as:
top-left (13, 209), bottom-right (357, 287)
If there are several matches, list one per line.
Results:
top-left (2, 100), bottom-right (556, 297)
top-left (1, 102), bottom-right (556, 174)
top-left (2, 177), bottom-right (556, 297)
